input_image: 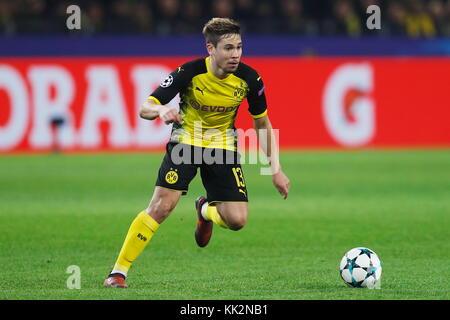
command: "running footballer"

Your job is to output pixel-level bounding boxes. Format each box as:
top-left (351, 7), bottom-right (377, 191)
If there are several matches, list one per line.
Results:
top-left (104, 18), bottom-right (290, 288)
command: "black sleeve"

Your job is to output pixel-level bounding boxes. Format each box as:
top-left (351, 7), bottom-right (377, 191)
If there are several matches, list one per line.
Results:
top-left (149, 59), bottom-right (205, 105)
top-left (235, 62), bottom-right (268, 117)
top-left (247, 74), bottom-right (268, 117)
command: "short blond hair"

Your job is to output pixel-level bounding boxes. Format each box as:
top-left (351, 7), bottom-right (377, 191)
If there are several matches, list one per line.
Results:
top-left (202, 18), bottom-right (241, 47)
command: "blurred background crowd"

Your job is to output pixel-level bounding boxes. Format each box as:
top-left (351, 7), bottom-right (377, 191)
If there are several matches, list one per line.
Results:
top-left (0, 0), bottom-right (449, 37)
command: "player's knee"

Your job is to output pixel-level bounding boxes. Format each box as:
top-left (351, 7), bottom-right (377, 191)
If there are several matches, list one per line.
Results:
top-left (158, 202), bottom-right (176, 215)
top-left (227, 215), bottom-right (247, 231)
top-left (147, 200), bottom-right (175, 222)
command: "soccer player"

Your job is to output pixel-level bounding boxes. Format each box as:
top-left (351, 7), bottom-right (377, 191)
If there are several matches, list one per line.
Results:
top-left (104, 18), bottom-right (290, 288)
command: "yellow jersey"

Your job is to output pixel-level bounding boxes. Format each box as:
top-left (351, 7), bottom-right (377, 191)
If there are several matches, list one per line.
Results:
top-left (149, 57), bottom-right (267, 151)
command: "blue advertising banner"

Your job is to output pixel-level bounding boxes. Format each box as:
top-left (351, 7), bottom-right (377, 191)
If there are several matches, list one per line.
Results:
top-left (1, 35), bottom-right (449, 57)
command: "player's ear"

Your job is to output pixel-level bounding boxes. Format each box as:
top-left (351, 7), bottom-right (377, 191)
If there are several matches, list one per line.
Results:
top-left (206, 42), bottom-right (214, 55)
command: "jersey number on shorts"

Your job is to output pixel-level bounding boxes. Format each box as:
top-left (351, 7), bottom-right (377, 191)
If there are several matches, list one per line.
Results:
top-left (232, 167), bottom-right (246, 188)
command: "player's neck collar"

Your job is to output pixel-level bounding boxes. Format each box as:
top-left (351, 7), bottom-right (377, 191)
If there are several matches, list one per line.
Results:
top-left (205, 57), bottom-right (232, 81)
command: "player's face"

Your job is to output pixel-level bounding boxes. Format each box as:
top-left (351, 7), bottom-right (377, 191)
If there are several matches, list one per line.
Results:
top-left (209, 34), bottom-right (242, 74)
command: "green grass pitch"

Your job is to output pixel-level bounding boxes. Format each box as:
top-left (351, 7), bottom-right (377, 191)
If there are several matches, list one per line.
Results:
top-left (0, 150), bottom-right (449, 300)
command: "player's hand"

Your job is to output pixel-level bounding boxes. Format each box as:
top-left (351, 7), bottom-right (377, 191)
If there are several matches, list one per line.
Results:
top-left (158, 106), bottom-right (182, 124)
top-left (272, 170), bottom-right (290, 199)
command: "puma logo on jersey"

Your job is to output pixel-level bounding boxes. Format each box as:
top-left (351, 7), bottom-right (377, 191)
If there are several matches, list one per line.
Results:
top-left (195, 86), bottom-right (206, 95)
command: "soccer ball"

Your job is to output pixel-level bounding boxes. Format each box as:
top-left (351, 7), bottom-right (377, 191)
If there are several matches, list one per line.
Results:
top-left (339, 247), bottom-right (382, 288)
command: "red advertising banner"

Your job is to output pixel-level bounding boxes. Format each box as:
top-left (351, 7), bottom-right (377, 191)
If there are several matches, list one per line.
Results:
top-left (1, 57), bottom-right (449, 152)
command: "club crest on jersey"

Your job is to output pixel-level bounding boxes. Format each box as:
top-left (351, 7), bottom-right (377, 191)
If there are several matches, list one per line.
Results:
top-left (233, 86), bottom-right (246, 99)
top-left (160, 75), bottom-right (174, 88)
top-left (233, 82), bottom-right (248, 100)
top-left (165, 169), bottom-right (178, 184)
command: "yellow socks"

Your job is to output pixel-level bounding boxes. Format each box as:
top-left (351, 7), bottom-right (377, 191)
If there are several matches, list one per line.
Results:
top-left (204, 203), bottom-right (229, 229)
top-left (111, 206), bottom-right (227, 277)
top-left (111, 211), bottom-right (159, 277)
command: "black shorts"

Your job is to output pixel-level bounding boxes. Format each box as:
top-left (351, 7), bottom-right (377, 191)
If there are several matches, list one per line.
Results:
top-left (155, 142), bottom-right (248, 203)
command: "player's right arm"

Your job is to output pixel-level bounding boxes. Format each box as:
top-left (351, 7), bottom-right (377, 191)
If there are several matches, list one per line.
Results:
top-left (140, 60), bottom-right (200, 124)
top-left (139, 98), bottom-right (182, 124)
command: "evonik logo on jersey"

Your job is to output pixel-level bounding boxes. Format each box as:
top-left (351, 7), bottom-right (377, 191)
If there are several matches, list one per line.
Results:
top-left (189, 99), bottom-right (239, 113)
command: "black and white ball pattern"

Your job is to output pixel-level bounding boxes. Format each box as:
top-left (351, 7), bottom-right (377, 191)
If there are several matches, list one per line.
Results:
top-left (160, 75), bottom-right (173, 88)
top-left (339, 247), bottom-right (382, 288)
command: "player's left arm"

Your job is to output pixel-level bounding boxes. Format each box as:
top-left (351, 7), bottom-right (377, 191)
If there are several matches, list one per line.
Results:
top-left (246, 68), bottom-right (290, 199)
top-left (253, 114), bottom-right (290, 199)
